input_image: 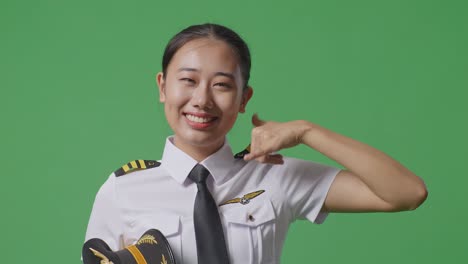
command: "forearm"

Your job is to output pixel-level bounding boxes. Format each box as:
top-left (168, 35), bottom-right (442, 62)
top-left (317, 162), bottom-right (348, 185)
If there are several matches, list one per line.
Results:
top-left (298, 120), bottom-right (427, 209)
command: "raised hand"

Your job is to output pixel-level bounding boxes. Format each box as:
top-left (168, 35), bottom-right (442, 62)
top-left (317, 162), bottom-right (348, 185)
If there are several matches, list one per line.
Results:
top-left (243, 114), bottom-right (309, 164)
top-left (243, 114), bottom-right (428, 212)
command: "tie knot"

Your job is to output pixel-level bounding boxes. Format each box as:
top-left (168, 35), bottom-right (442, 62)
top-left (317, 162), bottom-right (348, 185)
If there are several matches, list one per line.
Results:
top-left (188, 164), bottom-right (210, 184)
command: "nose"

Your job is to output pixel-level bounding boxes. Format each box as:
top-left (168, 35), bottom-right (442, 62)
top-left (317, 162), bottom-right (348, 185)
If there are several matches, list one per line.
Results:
top-left (191, 83), bottom-right (213, 109)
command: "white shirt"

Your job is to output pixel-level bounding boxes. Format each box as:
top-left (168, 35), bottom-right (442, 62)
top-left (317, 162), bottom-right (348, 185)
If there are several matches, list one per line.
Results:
top-left (85, 136), bottom-right (340, 264)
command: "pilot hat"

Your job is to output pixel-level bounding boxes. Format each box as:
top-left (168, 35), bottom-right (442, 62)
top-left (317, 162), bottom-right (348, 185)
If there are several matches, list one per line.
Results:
top-left (82, 229), bottom-right (176, 264)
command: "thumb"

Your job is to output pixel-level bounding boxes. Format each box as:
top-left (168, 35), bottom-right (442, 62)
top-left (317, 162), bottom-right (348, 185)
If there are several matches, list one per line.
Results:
top-left (251, 113), bottom-right (266, 127)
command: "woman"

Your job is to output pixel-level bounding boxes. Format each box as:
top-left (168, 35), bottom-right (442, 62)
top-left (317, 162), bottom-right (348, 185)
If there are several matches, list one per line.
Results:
top-left (85, 23), bottom-right (428, 264)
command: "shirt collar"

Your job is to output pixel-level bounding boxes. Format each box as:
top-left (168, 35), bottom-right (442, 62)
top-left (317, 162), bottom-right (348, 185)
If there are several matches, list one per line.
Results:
top-left (161, 136), bottom-right (237, 185)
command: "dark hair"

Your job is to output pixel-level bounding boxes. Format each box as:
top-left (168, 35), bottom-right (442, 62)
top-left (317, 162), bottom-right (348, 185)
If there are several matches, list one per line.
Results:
top-left (162, 23), bottom-right (251, 90)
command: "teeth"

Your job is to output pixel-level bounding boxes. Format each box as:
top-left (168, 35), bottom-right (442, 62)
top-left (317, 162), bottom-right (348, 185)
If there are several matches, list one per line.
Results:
top-left (186, 114), bottom-right (214, 123)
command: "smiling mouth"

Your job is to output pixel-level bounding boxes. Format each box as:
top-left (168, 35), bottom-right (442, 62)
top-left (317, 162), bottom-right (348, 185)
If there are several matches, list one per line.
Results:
top-left (185, 114), bottom-right (217, 123)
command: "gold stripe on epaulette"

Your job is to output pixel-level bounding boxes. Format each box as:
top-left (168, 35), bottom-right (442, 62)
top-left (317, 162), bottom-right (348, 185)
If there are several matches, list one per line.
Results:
top-left (114, 160), bottom-right (160, 177)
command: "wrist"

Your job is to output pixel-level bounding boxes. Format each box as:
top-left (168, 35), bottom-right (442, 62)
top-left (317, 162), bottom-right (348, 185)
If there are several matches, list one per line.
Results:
top-left (294, 120), bottom-right (316, 144)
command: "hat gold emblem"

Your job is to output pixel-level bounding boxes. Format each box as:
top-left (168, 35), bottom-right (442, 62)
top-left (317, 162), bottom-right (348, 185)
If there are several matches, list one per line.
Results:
top-left (137, 234), bottom-right (158, 245)
top-left (89, 248), bottom-right (113, 264)
top-left (161, 254), bottom-right (168, 264)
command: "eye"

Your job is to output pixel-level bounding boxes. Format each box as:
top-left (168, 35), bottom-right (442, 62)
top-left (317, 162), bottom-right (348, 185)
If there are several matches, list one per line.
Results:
top-left (180, 78), bottom-right (195, 83)
top-left (215, 82), bottom-right (232, 88)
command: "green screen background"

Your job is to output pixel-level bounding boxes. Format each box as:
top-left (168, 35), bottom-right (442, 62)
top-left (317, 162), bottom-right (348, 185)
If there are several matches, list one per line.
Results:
top-left (1, 0), bottom-right (467, 263)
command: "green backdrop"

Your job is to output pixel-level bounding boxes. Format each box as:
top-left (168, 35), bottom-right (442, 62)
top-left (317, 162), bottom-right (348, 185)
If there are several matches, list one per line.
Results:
top-left (1, 0), bottom-right (467, 263)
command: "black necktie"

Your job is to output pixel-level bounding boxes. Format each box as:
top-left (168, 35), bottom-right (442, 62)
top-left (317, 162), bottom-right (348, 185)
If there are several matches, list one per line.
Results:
top-left (188, 164), bottom-right (230, 264)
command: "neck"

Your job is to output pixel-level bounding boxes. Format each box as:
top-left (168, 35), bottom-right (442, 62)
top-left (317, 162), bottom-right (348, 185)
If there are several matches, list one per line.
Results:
top-left (173, 136), bottom-right (225, 162)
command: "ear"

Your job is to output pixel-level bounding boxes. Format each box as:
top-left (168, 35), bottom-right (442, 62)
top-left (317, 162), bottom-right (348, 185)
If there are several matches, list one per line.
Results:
top-left (156, 72), bottom-right (166, 103)
top-left (239, 86), bottom-right (253, 113)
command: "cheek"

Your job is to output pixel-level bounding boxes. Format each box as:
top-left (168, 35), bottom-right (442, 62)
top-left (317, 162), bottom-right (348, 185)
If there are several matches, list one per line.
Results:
top-left (165, 86), bottom-right (191, 108)
top-left (216, 95), bottom-right (242, 117)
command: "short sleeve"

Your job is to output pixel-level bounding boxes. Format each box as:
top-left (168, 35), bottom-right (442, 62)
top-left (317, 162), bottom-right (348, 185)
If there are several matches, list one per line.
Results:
top-left (84, 173), bottom-right (123, 251)
top-left (279, 158), bottom-right (341, 224)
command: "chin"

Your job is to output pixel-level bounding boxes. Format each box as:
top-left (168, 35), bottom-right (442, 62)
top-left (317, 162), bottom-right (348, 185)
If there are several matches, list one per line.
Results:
top-left (178, 131), bottom-right (224, 148)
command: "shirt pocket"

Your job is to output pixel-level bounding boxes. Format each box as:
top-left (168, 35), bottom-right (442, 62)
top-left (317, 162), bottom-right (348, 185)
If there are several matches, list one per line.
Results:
top-left (221, 199), bottom-right (277, 264)
top-left (125, 211), bottom-right (181, 263)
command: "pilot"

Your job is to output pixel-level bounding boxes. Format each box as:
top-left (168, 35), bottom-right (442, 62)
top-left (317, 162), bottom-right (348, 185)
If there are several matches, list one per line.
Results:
top-left (84, 23), bottom-right (427, 264)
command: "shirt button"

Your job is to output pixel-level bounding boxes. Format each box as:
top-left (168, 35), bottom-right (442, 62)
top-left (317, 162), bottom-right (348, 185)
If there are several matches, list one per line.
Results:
top-left (248, 214), bottom-right (255, 222)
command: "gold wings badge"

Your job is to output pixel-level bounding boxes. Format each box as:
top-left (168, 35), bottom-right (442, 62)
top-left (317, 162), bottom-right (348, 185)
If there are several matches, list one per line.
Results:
top-left (219, 190), bottom-right (265, 206)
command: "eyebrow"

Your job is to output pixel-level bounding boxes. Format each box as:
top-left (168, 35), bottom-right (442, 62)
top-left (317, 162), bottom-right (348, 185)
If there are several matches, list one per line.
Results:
top-left (178, 67), bottom-right (199, 73)
top-left (215, 71), bottom-right (235, 80)
top-left (177, 67), bottom-right (235, 80)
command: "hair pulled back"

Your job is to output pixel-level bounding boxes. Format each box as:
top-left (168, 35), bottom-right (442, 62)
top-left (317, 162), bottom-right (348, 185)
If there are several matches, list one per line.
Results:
top-left (162, 23), bottom-right (251, 90)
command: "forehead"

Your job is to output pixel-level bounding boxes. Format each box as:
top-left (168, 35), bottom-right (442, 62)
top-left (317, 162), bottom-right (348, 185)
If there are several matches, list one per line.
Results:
top-left (167, 38), bottom-right (241, 75)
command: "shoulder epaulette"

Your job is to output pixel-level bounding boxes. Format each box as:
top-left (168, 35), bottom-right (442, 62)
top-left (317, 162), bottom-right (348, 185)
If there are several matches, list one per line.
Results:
top-left (234, 144), bottom-right (250, 159)
top-left (114, 160), bottom-right (161, 177)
